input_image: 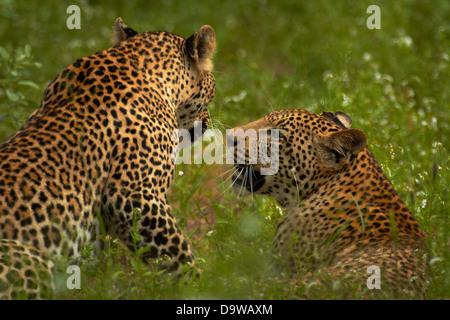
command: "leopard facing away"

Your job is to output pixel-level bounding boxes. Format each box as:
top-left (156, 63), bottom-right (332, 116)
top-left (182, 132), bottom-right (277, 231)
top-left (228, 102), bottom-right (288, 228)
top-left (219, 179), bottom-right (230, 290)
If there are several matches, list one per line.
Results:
top-left (0, 18), bottom-right (216, 299)
top-left (227, 109), bottom-right (429, 298)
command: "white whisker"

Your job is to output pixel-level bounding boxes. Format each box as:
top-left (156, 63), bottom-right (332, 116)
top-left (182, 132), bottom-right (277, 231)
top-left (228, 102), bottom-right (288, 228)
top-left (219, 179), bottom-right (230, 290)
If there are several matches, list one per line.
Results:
top-left (238, 166), bottom-right (249, 198)
top-left (216, 165), bottom-right (239, 185)
top-left (220, 166), bottom-right (244, 197)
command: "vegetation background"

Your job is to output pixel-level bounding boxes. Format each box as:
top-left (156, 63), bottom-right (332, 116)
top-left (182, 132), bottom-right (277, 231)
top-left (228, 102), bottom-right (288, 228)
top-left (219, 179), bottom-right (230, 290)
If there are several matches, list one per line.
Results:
top-left (0, 0), bottom-right (448, 299)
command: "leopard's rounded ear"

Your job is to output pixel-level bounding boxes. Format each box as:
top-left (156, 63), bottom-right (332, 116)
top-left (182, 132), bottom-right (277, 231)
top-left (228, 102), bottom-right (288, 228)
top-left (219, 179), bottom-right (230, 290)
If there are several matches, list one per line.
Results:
top-left (320, 111), bottom-right (352, 129)
top-left (334, 111), bottom-right (352, 129)
top-left (316, 129), bottom-right (367, 170)
top-left (186, 25), bottom-right (216, 73)
top-left (112, 17), bottom-right (138, 47)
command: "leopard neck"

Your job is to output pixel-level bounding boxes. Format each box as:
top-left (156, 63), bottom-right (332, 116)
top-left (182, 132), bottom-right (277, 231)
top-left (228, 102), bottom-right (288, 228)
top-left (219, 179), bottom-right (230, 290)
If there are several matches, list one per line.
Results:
top-left (301, 148), bottom-right (425, 246)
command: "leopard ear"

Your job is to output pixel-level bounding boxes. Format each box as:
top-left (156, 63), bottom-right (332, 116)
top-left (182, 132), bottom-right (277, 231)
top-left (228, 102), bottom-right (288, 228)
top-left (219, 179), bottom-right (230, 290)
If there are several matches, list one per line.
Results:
top-left (186, 25), bottom-right (216, 72)
top-left (112, 17), bottom-right (138, 46)
top-left (334, 111), bottom-right (352, 129)
top-left (316, 129), bottom-right (367, 170)
top-left (320, 111), bottom-right (352, 129)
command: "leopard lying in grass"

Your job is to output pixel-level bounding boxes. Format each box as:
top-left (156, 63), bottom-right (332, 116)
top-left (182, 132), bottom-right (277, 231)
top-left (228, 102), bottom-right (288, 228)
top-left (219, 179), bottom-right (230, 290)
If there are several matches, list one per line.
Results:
top-left (228, 109), bottom-right (429, 298)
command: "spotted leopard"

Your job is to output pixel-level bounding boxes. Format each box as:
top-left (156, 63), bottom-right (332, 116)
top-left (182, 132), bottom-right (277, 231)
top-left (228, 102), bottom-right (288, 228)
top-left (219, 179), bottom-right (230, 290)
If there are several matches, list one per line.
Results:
top-left (0, 18), bottom-right (216, 299)
top-left (228, 109), bottom-right (429, 298)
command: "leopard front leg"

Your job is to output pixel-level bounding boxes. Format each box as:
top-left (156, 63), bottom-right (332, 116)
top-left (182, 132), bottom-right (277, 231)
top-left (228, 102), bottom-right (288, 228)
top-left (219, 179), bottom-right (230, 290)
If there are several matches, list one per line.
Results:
top-left (101, 186), bottom-right (194, 273)
top-left (99, 133), bottom-right (194, 274)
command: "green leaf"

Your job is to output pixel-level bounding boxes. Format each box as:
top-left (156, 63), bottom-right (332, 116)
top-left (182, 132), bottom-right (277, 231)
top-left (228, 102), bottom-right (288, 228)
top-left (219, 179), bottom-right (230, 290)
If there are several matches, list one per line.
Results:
top-left (215, 219), bottom-right (230, 224)
top-left (5, 89), bottom-right (19, 102)
top-left (18, 80), bottom-right (39, 89)
top-left (137, 245), bottom-right (151, 256)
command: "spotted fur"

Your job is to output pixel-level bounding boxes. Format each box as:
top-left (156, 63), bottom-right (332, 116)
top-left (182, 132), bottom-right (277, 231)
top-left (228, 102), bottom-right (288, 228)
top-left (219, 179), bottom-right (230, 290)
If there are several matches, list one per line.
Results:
top-left (0, 18), bottom-right (216, 299)
top-left (228, 109), bottom-right (428, 298)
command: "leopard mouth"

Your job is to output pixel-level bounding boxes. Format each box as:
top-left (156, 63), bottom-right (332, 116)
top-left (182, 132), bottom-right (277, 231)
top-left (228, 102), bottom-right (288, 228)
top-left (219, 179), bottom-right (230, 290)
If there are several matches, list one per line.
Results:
top-left (232, 165), bottom-right (266, 193)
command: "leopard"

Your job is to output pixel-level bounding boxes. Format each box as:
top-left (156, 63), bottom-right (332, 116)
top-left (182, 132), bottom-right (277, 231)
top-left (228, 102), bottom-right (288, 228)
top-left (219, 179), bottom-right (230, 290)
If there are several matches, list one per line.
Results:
top-left (0, 18), bottom-right (216, 299)
top-left (227, 109), bottom-right (429, 298)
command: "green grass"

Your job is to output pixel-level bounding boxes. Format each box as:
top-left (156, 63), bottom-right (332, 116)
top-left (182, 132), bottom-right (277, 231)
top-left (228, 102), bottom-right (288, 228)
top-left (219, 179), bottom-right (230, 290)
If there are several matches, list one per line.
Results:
top-left (0, 0), bottom-right (449, 299)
